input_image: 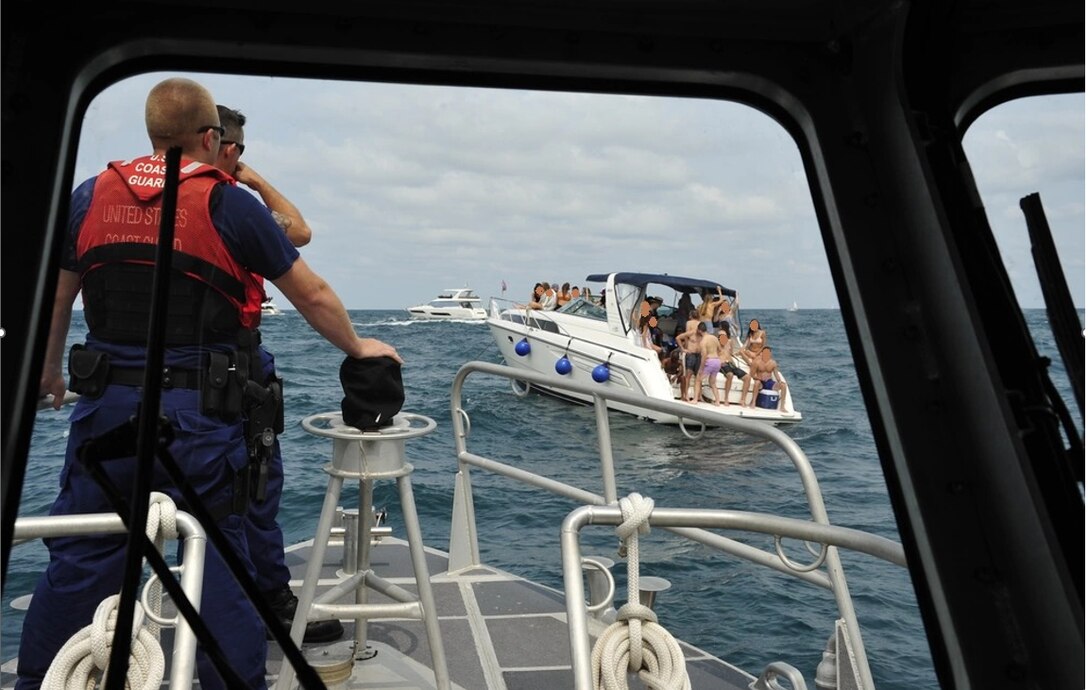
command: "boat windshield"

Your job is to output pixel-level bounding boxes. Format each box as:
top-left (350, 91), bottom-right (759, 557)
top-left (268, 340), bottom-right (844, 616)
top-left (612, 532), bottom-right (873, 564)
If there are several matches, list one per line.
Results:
top-left (615, 281), bottom-right (643, 334)
top-left (558, 297), bottom-right (607, 320)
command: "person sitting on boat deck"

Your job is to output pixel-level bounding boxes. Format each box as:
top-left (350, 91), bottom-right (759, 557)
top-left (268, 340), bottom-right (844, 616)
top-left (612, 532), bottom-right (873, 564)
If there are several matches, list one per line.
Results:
top-left (741, 346), bottom-right (788, 410)
top-left (556, 282), bottom-right (573, 308)
top-left (675, 322), bottom-right (706, 403)
top-left (541, 282), bottom-right (559, 309)
top-left (740, 317), bottom-right (767, 364)
top-left (214, 104), bottom-right (343, 644)
top-left (570, 285), bottom-right (581, 302)
top-left (713, 291), bottom-right (739, 339)
top-left (717, 331), bottom-right (748, 404)
top-left (23, 77), bottom-right (402, 690)
top-left (521, 282), bottom-right (550, 310)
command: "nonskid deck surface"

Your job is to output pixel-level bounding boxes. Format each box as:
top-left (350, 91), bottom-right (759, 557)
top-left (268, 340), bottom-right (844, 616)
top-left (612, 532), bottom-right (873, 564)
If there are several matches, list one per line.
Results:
top-left (266, 536), bottom-right (753, 689)
top-left (1, 535), bottom-right (752, 689)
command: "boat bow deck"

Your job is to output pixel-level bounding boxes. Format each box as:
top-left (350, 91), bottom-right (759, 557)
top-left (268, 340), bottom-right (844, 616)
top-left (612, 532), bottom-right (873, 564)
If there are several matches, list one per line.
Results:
top-left (266, 535), bottom-right (754, 689)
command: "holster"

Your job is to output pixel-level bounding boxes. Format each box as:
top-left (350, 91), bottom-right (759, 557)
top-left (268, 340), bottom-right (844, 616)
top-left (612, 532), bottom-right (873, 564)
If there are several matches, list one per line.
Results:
top-left (243, 375), bottom-right (284, 502)
top-left (68, 345), bottom-right (110, 399)
top-left (200, 351), bottom-right (246, 420)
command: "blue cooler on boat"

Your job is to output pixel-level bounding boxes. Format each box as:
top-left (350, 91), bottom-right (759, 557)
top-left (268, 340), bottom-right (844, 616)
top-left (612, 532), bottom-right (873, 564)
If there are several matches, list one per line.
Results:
top-left (756, 384), bottom-right (780, 410)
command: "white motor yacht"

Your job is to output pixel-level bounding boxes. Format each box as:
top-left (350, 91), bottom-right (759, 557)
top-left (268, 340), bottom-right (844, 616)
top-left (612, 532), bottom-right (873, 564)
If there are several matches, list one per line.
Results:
top-left (487, 272), bottom-right (802, 425)
top-left (261, 298), bottom-right (283, 316)
top-left (406, 288), bottom-right (488, 321)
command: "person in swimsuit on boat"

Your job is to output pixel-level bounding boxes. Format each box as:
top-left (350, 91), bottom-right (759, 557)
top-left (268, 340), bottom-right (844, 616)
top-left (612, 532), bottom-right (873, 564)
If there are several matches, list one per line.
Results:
top-left (675, 322), bottom-right (706, 403)
top-left (741, 318), bottom-right (767, 364)
top-left (696, 322), bottom-right (724, 405)
top-left (713, 291), bottom-right (738, 339)
top-left (741, 346), bottom-right (788, 410)
top-left (697, 287), bottom-right (727, 334)
top-left (556, 282), bottom-right (572, 308)
top-left (717, 330), bottom-right (748, 404)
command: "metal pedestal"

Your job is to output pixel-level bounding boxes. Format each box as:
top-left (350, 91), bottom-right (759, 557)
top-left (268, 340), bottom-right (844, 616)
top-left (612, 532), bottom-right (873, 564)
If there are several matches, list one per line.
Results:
top-left (274, 412), bottom-right (449, 690)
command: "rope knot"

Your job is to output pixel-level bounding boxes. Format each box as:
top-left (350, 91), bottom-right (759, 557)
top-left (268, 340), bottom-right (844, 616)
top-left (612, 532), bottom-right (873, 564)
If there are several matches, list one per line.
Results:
top-left (616, 493), bottom-right (654, 541)
top-left (616, 601), bottom-right (658, 626)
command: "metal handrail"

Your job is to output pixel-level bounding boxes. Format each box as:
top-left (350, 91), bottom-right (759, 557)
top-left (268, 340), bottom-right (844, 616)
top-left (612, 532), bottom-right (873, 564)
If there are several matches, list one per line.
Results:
top-left (13, 511), bottom-right (207, 689)
top-left (448, 360), bottom-right (901, 689)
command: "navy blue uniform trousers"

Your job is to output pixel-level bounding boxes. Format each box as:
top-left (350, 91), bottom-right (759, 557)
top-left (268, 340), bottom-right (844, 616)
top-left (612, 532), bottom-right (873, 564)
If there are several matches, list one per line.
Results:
top-left (248, 346), bottom-right (290, 595)
top-left (16, 384), bottom-right (267, 690)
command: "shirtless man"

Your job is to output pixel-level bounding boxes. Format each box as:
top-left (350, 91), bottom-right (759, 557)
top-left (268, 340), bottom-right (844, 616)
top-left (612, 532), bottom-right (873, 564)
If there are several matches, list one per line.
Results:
top-left (695, 322), bottom-right (724, 405)
top-left (741, 346), bottom-right (788, 410)
top-left (717, 331), bottom-right (748, 404)
top-left (675, 322), bottom-right (706, 403)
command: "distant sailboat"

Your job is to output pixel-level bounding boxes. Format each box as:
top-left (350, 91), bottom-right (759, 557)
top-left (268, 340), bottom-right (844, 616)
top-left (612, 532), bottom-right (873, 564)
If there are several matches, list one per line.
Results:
top-left (787, 301), bottom-right (799, 312)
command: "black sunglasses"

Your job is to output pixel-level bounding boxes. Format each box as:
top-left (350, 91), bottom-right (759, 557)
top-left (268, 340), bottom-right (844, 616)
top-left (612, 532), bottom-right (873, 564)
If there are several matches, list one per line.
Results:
top-left (220, 140), bottom-right (245, 155)
top-left (197, 125), bottom-right (226, 136)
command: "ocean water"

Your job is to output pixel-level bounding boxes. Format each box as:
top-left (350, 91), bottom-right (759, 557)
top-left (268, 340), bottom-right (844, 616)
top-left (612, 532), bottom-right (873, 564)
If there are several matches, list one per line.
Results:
top-left (4, 308), bottom-right (1080, 688)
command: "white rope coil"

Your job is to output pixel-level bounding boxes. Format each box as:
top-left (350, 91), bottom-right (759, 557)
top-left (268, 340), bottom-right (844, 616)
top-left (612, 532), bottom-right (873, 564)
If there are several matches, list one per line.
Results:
top-left (42, 493), bottom-right (177, 690)
top-left (41, 595), bottom-right (165, 690)
top-left (591, 493), bottom-right (690, 690)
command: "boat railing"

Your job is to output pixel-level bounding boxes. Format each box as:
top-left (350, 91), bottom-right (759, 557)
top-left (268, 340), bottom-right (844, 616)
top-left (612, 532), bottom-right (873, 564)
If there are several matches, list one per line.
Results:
top-left (448, 360), bottom-right (906, 690)
top-left (10, 509), bottom-right (208, 689)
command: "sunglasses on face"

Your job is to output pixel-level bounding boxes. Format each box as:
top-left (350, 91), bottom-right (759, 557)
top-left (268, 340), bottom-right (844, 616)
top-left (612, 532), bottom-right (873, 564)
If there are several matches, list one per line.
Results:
top-left (220, 140), bottom-right (245, 155)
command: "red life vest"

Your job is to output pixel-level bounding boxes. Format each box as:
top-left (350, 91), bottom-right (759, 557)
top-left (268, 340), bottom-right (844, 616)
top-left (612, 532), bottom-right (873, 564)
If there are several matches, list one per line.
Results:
top-left (76, 155), bottom-right (265, 344)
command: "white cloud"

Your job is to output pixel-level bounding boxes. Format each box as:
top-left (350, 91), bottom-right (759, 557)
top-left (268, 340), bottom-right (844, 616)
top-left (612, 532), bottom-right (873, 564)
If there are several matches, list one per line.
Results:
top-left (76, 72), bottom-right (1082, 311)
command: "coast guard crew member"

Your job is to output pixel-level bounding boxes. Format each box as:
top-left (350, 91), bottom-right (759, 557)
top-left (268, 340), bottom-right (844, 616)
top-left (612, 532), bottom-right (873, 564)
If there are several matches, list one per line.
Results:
top-left (20, 77), bottom-right (400, 690)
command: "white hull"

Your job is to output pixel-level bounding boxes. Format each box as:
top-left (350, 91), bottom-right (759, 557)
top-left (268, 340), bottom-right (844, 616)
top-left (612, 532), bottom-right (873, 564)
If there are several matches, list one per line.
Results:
top-left (406, 307), bottom-right (488, 321)
top-left (407, 288), bottom-right (488, 321)
top-left (487, 309), bottom-right (801, 425)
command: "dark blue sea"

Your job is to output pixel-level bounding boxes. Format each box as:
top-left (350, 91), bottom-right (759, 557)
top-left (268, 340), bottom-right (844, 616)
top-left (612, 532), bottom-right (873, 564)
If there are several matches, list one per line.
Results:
top-left (4, 308), bottom-right (1081, 688)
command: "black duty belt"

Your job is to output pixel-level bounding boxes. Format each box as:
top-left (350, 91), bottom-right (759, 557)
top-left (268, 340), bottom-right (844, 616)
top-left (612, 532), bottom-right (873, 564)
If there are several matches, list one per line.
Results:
top-left (108, 366), bottom-right (202, 390)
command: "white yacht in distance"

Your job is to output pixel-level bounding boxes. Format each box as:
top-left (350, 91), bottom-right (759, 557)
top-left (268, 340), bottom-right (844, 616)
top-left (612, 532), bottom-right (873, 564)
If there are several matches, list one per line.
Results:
top-left (487, 272), bottom-right (802, 425)
top-left (406, 287), bottom-right (488, 321)
top-left (261, 297), bottom-right (282, 316)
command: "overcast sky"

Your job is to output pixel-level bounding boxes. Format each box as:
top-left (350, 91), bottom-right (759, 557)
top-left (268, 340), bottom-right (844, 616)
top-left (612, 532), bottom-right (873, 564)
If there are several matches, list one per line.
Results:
top-left (73, 72), bottom-right (1084, 311)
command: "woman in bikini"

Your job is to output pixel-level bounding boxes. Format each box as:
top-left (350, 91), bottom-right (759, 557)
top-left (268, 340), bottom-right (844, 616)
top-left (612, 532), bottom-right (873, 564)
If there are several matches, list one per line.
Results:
top-left (740, 318), bottom-right (767, 364)
top-left (696, 288), bottom-right (726, 334)
top-left (556, 282), bottom-right (573, 308)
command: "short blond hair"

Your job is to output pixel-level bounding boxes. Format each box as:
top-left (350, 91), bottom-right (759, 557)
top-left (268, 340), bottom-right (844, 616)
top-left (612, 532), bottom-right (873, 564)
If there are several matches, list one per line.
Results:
top-left (145, 77), bottom-right (219, 152)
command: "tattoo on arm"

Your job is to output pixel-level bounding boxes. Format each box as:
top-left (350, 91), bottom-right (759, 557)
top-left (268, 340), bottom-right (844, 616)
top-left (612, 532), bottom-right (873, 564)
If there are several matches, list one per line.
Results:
top-left (271, 210), bottom-right (292, 231)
